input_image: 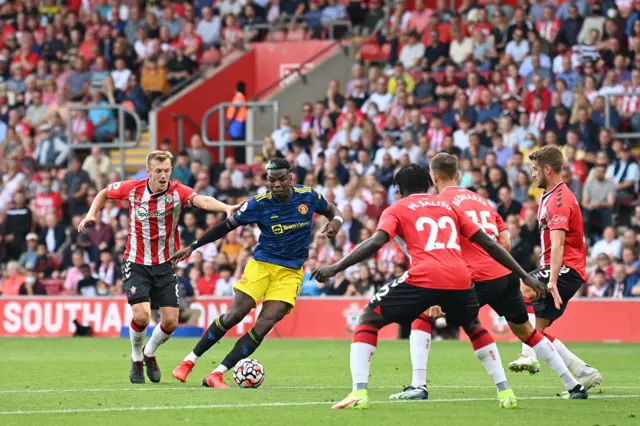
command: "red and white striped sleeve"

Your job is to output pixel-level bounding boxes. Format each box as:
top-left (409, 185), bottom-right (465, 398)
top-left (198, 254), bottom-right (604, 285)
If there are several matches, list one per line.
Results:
top-left (106, 180), bottom-right (138, 200)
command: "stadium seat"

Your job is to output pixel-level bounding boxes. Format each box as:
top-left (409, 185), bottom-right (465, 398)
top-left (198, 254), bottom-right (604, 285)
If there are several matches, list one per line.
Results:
top-left (41, 279), bottom-right (63, 295)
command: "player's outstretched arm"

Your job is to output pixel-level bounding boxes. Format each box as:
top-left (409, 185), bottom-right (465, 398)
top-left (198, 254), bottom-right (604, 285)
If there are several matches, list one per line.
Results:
top-left (78, 188), bottom-right (108, 232)
top-left (470, 230), bottom-right (547, 296)
top-left (311, 230), bottom-right (390, 282)
top-left (168, 218), bottom-right (239, 265)
top-left (192, 194), bottom-right (243, 218)
top-left (320, 203), bottom-right (344, 239)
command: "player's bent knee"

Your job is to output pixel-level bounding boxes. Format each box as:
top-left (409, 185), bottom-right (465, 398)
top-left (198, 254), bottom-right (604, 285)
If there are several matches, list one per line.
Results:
top-left (461, 317), bottom-right (482, 335)
top-left (358, 306), bottom-right (385, 330)
top-left (161, 317), bottom-right (179, 332)
top-left (509, 321), bottom-right (533, 341)
top-left (253, 318), bottom-right (278, 336)
top-left (131, 306), bottom-right (151, 326)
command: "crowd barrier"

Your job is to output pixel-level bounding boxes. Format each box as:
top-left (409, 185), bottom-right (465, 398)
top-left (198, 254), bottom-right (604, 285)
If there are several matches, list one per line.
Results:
top-left (0, 297), bottom-right (639, 342)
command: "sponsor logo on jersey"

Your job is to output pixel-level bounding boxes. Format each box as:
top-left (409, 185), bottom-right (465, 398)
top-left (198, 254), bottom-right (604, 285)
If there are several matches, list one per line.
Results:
top-left (136, 206), bottom-right (171, 220)
top-left (550, 215), bottom-right (568, 225)
top-left (271, 221), bottom-right (310, 235)
top-left (298, 203), bottom-right (308, 214)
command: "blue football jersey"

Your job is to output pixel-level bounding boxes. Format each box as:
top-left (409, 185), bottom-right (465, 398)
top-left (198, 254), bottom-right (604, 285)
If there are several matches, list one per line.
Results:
top-left (233, 185), bottom-right (329, 269)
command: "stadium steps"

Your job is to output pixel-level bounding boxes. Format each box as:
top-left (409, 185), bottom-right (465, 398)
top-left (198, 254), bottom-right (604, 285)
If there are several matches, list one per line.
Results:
top-left (109, 131), bottom-right (150, 176)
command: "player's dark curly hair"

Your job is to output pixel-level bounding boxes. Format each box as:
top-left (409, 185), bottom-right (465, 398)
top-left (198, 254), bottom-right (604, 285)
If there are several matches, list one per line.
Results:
top-left (266, 158), bottom-right (291, 171)
top-left (393, 164), bottom-right (433, 196)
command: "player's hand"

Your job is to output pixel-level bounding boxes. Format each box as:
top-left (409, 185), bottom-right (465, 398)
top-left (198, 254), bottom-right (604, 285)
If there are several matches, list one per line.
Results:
top-left (522, 275), bottom-right (548, 298)
top-left (224, 202), bottom-right (243, 218)
top-left (311, 265), bottom-right (338, 282)
top-left (427, 305), bottom-right (445, 319)
top-left (168, 246), bottom-right (194, 267)
top-left (78, 215), bottom-right (95, 232)
top-left (321, 218), bottom-right (342, 239)
top-left (547, 279), bottom-right (563, 310)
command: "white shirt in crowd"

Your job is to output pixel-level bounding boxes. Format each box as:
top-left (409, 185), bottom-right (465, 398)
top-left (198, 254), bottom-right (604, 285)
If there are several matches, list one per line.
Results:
top-left (215, 276), bottom-right (236, 296)
top-left (271, 126), bottom-right (292, 152)
top-left (338, 198), bottom-right (366, 216)
top-left (360, 92), bottom-right (394, 114)
top-left (399, 42), bottom-right (425, 69)
top-left (590, 238), bottom-right (623, 260)
top-left (111, 68), bottom-right (132, 91)
top-left (453, 129), bottom-right (471, 150)
top-left (373, 145), bottom-right (401, 167)
top-left (505, 39), bottom-right (530, 63)
top-left (399, 144), bottom-right (420, 163)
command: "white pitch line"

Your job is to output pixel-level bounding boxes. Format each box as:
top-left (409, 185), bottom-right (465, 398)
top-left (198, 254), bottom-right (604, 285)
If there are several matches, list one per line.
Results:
top-left (0, 394), bottom-right (639, 416)
top-left (0, 385), bottom-right (636, 394)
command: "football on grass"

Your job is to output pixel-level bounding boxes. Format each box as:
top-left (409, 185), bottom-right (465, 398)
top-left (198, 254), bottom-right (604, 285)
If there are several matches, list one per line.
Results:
top-left (233, 358), bottom-right (265, 388)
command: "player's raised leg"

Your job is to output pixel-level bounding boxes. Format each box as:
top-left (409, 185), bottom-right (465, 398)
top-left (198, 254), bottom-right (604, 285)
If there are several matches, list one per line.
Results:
top-left (129, 301), bottom-right (150, 384)
top-left (202, 299), bottom-right (289, 388)
top-left (172, 290), bottom-right (256, 383)
top-left (389, 314), bottom-right (432, 400)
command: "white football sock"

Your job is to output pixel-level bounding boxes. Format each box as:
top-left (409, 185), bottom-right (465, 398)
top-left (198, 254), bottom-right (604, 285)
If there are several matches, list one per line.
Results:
top-left (521, 313), bottom-right (538, 361)
top-left (552, 339), bottom-right (595, 376)
top-left (130, 321), bottom-right (146, 362)
top-left (474, 342), bottom-right (508, 391)
top-left (143, 325), bottom-right (172, 357)
top-left (351, 342), bottom-right (376, 390)
top-left (213, 364), bottom-right (229, 374)
top-left (185, 351), bottom-right (199, 364)
top-left (409, 329), bottom-right (430, 388)
top-left (530, 335), bottom-right (579, 391)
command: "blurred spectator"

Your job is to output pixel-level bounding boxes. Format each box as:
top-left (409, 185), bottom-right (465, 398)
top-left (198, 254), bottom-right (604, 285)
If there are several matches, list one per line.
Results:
top-left (583, 162), bottom-right (616, 234)
top-left (0, 261), bottom-right (26, 296)
top-left (591, 226), bottom-right (622, 261)
top-left (20, 267), bottom-right (47, 296)
top-left (4, 192), bottom-right (33, 261)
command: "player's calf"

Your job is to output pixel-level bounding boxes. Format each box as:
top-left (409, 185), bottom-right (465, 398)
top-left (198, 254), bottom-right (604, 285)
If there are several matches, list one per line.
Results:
top-left (463, 320), bottom-right (517, 409)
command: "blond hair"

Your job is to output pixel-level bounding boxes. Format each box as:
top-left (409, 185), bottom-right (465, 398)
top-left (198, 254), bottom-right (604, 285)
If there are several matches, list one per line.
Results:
top-left (146, 150), bottom-right (174, 169)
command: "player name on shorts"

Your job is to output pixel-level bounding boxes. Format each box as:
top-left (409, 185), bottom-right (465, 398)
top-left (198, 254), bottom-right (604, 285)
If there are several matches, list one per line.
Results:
top-left (406, 199), bottom-right (452, 211)
top-left (450, 193), bottom-right (489, 208)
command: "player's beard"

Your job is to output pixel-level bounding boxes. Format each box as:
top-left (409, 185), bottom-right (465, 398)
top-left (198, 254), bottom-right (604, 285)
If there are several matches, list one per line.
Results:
top-left (536, 175), bottom-right (547, 189)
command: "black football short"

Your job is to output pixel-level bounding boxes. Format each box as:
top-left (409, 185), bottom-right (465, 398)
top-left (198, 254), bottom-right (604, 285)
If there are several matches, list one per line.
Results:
top-left (368, 275), bottom-right (479, 327)
top-left (528, 266), bottom-right (584, 324)
top-left (122, 260), bottom-right (180, 309)
top-left (474, 273), bottom-right (529, 325)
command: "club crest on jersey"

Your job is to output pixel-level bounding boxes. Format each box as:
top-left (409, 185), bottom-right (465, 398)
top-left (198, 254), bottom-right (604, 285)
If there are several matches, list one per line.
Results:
top-left (298, 203), bottom-right (308, 215)
top-left (166, 195), bottom-right (174, 205)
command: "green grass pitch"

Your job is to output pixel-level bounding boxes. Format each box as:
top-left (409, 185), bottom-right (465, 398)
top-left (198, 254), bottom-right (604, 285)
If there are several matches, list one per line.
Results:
top-left (0, 338), bottom-right (638, 425)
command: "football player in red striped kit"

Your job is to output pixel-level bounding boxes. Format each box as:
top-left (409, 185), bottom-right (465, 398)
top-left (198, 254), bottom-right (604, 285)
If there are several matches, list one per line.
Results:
top-left (508, 146), bottom-right (602, 393)
top-left (78, 150), bottom-right (240, 384)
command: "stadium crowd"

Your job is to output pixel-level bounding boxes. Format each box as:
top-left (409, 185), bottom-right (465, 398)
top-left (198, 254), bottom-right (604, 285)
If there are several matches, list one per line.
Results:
top-left (0, 1), bottom-right (639, 312)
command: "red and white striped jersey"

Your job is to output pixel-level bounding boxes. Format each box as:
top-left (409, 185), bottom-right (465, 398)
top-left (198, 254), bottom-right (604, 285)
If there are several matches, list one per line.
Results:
top-left (464, 86), bottom-right (484, 105)
top-left (426, 127), bottom-right (450, 151)
top-left (536, 19), bottom-right (561, 42)
top-left (619, 93), bottom-right (640, 114)
top-left (530, 111), bottom-right (546, 131)
top-left (107, 179), bottom-right (197, 265)
top-left (537, 182), bottom-right (587, 282)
